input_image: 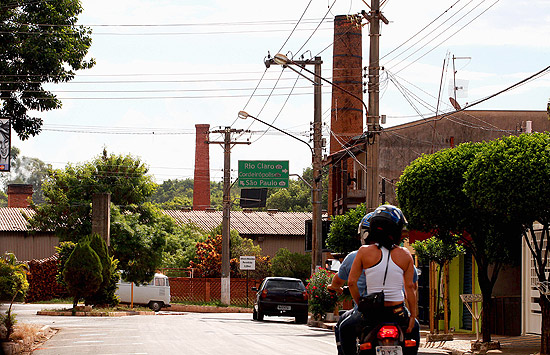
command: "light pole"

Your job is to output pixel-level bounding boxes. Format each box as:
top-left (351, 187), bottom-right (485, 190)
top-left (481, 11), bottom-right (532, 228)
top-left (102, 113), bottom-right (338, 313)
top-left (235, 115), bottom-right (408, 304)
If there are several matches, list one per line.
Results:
top-left (264, 54), bottom-right (324, 273)
top-left (238, 110), bottom-right (322, 274)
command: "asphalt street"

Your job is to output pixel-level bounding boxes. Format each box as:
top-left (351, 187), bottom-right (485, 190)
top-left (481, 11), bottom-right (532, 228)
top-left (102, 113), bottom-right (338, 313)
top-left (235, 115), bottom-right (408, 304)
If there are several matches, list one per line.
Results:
top-left (7, 304), bottom-right (450, 355)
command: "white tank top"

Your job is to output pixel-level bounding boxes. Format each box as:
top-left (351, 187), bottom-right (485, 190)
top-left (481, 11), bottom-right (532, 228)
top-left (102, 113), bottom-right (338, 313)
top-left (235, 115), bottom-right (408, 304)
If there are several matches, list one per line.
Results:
top-left (364, 246), bottom-right (404, 302)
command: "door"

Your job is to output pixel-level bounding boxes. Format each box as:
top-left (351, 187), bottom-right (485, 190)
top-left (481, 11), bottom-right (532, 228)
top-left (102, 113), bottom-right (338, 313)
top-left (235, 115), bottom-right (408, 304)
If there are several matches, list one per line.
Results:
top-left (522, 224), bottom-right (544, 335)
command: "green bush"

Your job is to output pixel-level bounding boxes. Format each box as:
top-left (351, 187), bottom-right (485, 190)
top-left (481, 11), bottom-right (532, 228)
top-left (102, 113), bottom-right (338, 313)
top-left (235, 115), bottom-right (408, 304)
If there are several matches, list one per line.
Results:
top-left (270, 248), bottom-right (311, 282)
top-left (306, 268), bottom-right (338, 320)
top-left (326, 204), bottom-right (366, 255)
top-left (84, 235), bottom-right (120, 307)
top-left (62, 242), bottom-right (103, 309)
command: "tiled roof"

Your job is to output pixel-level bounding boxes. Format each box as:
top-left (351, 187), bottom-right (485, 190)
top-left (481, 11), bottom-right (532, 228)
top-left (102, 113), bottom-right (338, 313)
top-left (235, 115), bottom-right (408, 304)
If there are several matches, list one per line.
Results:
top-left (162, 210), bottom-right (312, 236)
top-left (0, 207), bottom-right (34, 231)
top-left (0, 207), bottom-right (312, 236)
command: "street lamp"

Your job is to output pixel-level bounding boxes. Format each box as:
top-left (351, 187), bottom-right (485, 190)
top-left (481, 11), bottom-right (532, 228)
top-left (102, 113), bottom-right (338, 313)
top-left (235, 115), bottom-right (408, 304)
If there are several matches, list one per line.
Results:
top-left (239, 110), bottom-right (322, 274)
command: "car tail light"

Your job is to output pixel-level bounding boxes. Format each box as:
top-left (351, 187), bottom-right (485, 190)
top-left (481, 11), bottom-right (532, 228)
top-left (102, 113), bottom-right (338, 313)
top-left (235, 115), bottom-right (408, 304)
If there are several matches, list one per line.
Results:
top-left (359, 342), bottom-right (372, 350)
top-left (302, 291), bottom-right (308, 301)
top-left (261, 289), bottom-right (268, 298)
top-left (404, 339), bottom-right (417, 347)
top-left (377, 325), bottom-right (399, 339)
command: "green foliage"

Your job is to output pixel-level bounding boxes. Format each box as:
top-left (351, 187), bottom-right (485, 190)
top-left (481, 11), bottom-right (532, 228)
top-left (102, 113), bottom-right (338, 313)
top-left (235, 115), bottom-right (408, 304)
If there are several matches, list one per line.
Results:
top-left (306, 268), bottom-right (338, 319)
top-left (271, 248), bottom-right (311, 281)
top-left (85, 256), bottom-right (120, 307)
top-left (0, 253), bottom-right (29, 303)
top-left (0, 0), bottom-right (94, 139)
top-left (110, 204), bottom-right (167, 285)
top-left (0, 147), bottom-right (51, 204)
top-left (83, 234), bottom-right (119, 307)
top-left (28, 149), bottom-right (157, 242)
top-left (55, 241), bottom-right (76, 288)
top-left (0, 253), bottom-right (27, 341)
top-left (161, 223), bottom-right (206, 268)
top-left (62, 242), bottom-right (103, 308)
top-left (412, 236), bottom-right (465, 266)
top-left (326, 204), bottom-right (366, 254)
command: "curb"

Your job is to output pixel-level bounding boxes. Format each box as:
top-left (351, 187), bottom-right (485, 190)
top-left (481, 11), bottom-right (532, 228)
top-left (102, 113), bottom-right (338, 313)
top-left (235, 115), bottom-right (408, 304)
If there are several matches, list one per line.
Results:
top-left (166, 304), bottom-right (253, 313)
top-left (37, 310), bottom-right (155, 316)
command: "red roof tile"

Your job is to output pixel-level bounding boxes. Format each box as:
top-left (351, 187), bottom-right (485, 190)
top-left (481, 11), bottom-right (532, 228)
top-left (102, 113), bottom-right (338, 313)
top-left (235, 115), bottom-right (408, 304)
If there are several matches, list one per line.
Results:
top-left (162, 210), bottom-right (312, 236)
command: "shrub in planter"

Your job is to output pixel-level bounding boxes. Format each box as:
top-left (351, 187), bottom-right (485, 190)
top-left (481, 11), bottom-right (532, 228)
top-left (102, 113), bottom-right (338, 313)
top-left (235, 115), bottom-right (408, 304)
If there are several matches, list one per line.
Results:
top-left (62, 242), bottom-right (103, 310)
top-left (306, 268), bottom-right (338, 320)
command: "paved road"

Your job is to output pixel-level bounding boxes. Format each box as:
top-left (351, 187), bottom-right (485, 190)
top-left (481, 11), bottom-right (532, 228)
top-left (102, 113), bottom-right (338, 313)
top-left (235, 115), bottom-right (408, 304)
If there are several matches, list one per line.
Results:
top-left (8, 304), bottom-right (450, 355)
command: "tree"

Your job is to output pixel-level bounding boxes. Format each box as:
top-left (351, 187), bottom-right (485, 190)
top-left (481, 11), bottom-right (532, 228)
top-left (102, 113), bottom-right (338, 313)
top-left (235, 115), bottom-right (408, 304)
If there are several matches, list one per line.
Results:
top-left (326, 204), bottom-right (366, 255)
top-left (463, 133), bottom-right (550, 354)
top-left (161, 223), bottom-right (206, 269)
top-left (110, 204), bottom-right (168, 285)
top-left (271, 248), bottom-right (311, 282)
top-left (189, 231), bottom-right (271, 279)
top-left (396, 142), bottom-right (520, 343)
top-left (84, 234), bottom-right (119, 307)
top-left (28, 149), bottom-right (157, 242)
top-left (412, 236), bottom-right (464, 333)
top-left (0, 0), bottom-right (94, 140)
top-left (62, 242), bottom-right (103, 310)
top-left (0, 253), bottom-right (28, 341)
top-left (1, 147), bottom-right (51, 204)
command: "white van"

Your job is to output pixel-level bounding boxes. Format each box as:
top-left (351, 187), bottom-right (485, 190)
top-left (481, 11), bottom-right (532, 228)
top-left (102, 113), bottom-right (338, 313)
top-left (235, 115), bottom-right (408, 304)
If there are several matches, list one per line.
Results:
top-left (115, 273), bottom-right (171, 311)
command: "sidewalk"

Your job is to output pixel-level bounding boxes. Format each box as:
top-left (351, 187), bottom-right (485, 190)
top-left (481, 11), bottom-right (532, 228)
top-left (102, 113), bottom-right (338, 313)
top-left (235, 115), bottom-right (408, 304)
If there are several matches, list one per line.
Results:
top-left (315, 321), bottom-right (541, 355)
top-left (423, 331), bottom-right (541, 355)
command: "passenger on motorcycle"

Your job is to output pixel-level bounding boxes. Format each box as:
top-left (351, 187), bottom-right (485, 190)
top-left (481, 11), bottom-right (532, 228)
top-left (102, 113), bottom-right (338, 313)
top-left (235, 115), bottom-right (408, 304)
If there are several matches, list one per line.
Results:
top-left (348, 205), bottom-right (418, 353)
top-left (328, 212), bottom-right (374, 355)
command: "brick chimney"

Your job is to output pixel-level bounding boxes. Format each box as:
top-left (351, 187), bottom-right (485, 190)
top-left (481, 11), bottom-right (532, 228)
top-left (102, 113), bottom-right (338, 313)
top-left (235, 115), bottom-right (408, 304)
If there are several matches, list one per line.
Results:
top-left (328, 15), bottom-right (363, 215)
top-left (7, 184), bottom-right (33, 208)
top-left (193, 124), bottom-right (211, 210)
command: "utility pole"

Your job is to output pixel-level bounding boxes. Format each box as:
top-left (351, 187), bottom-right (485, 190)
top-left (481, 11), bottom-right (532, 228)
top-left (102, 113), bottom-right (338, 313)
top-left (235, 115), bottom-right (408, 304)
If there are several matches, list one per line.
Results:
top-left (312, 57), bottom-right (323, 273)
top-left (363, 0), bottom-right (388, 211)
top-left (208, 127), bottom-right (250, 305)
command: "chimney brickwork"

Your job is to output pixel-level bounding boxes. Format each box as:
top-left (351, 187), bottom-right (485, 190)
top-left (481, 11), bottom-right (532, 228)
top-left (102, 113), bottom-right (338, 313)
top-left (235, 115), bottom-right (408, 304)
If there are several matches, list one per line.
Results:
top-left (193, 124), bottom-right (211, 210)
top-left (329, 15), bottom-right (363, 215)
top-left (7, 184), bottom-right (33, 208)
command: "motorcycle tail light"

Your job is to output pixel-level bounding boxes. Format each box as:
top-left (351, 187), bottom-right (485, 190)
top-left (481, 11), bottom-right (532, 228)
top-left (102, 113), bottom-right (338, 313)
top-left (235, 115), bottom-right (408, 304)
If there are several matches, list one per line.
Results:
top-left (261, 289), bottom-right (268, 298)
top-left (359, 342), bottom-right (372, 350)
top-left (405, 339), bottom-right (417, 347)
top-left (377, 325), bottom-right (399, 339)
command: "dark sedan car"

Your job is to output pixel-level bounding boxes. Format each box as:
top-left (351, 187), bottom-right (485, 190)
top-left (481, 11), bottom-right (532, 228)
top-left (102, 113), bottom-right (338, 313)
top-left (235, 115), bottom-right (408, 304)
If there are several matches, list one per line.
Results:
top-left (252, 277), bottom-right (309, 324)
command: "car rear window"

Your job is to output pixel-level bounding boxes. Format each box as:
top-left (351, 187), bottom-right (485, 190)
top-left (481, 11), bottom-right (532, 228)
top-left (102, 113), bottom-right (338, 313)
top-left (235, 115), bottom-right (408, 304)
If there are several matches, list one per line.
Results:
top-left (266, 280), bottom-right (305, 290)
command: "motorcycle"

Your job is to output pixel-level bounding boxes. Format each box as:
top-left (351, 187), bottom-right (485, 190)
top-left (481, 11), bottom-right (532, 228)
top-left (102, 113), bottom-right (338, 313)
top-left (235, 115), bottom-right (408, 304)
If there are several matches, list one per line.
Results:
top-left (356, 321), bottom-right (417, 355)
top-left (338, 287), bottom-right (418, 355)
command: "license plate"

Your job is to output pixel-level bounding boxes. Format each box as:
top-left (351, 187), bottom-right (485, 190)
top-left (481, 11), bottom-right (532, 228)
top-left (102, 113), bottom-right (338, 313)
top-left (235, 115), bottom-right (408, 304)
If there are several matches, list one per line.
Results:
top-left (376, 346), bottom-right (402, 355)
top-left (277, 305), bottom-right (291, 311)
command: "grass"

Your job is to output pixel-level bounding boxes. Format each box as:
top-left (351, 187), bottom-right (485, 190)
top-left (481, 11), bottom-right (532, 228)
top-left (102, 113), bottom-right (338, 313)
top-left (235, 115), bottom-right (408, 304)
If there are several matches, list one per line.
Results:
top-left (32, 298), bottom-right (72, 304)
top-left (41, 304), bottom-right (151, 313)
top-left (172, 300), bottom-right (253, 309)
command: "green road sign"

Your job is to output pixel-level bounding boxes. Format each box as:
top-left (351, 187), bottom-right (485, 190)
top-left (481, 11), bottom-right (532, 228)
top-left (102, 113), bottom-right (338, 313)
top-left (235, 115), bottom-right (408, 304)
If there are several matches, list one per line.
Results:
top-left (238, 160), bottom-right (289, 188)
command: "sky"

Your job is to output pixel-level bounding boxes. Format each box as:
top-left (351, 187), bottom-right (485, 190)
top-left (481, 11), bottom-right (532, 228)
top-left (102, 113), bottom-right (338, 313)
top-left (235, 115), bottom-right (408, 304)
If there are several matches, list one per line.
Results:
top-left (10, 0), bottom-right (550, 184)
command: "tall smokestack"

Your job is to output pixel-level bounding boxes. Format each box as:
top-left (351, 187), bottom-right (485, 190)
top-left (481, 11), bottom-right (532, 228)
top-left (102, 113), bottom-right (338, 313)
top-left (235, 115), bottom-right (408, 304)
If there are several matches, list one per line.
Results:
top-left (193, 124), bottom-right (210, 210)
top-left (329, 15), bottom-right (363, 215)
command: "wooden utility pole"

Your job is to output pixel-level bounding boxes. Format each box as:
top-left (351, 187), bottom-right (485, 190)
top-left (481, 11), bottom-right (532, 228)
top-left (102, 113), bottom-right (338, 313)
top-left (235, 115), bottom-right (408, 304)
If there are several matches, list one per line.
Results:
top-left (363, 0), bottom-right (388, 211)
top-left (208, 127), bottom-right (249, 305)
top-left (92, 193), bottom-right (111, 246)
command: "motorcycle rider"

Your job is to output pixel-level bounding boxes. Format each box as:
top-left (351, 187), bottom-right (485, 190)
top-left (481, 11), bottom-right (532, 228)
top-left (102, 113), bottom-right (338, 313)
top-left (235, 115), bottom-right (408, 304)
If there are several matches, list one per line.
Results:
top-left (348, 204), bottom-right (418, 353)
top-left (328, 212), bottom-right (373, 355)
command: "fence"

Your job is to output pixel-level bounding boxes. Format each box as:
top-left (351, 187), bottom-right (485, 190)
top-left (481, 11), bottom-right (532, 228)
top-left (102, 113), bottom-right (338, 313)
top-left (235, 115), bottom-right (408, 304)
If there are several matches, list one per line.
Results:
top-left (169, 277), bottom-right (262, 306)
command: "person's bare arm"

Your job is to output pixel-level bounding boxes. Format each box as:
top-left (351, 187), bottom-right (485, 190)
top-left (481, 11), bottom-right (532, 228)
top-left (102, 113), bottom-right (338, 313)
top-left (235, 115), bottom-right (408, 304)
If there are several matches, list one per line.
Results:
top-left (348, 247), bottom-right (366, 305)
top-left (328, 273), bottom-right (346, 294)
top-left (402, 251), bottom-right (417, 333)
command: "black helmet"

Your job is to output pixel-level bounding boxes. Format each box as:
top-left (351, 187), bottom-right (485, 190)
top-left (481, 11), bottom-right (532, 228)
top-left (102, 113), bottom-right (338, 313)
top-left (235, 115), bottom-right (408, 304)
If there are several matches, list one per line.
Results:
top-left (369, 205), bottom-right (407, 248)
top-left (358, 212), bottom-right (374, 245)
